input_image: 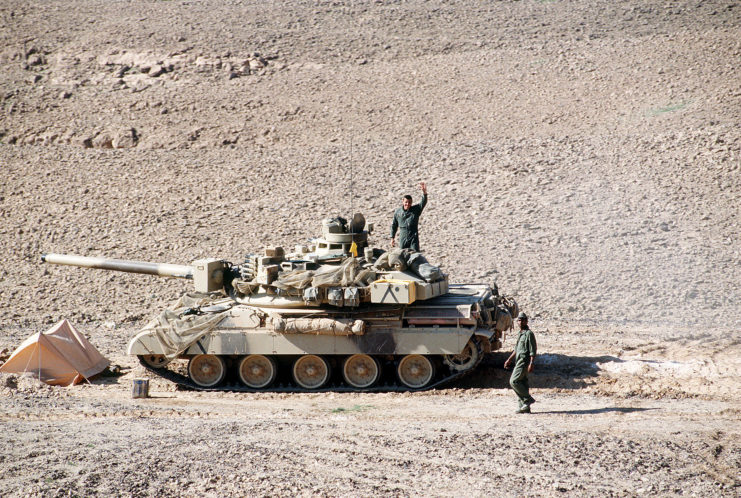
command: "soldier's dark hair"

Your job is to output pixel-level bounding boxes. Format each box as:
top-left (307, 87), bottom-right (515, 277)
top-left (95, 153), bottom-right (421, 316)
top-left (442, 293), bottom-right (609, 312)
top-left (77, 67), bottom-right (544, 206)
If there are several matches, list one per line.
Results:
top-left (403, 195), bottom-right (412, 201)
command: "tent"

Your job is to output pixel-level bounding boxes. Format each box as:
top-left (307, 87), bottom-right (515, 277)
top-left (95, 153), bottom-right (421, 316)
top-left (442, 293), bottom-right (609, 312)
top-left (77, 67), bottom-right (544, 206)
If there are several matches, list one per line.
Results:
top-left (0, 319), bottom-right (109, 386)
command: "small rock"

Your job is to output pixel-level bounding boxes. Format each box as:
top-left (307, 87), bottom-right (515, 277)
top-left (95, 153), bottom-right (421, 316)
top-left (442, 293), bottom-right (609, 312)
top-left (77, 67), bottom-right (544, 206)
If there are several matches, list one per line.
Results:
top-left (27, 54), bottom-right (44, 66)
top-left (29, 74), bottom-right (42, 84)
top-left (112, 127), bottom-right (138, 148)
top-left (92, 133), bottom-right (113, 149)
top-left (3, 374), bottom-right (18, 389)
top-left (249, 58), bottom-right (265, 71)
top-left (59, 90), bottom-right (71, 99)
top-left (148, 64), bottom-right (164, 77)
top-left (115, 65), bottom-right (130, 78)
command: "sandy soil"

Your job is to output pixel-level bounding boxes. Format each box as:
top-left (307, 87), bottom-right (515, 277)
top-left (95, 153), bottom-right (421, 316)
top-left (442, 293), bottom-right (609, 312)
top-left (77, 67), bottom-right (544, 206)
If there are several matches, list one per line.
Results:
top-left (1, 0), bottom-right (739, 495)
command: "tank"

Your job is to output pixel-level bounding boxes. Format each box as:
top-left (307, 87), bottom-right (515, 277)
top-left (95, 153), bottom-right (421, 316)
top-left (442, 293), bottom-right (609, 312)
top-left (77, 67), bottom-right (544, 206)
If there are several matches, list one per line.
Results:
top-left (41, 214), bottom-right (518, 391)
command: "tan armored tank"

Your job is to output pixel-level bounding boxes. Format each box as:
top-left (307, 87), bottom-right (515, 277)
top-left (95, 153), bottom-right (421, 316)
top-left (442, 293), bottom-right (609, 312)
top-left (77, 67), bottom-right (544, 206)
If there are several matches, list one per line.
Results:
top-left (42, 215), bottom-right (517, 391)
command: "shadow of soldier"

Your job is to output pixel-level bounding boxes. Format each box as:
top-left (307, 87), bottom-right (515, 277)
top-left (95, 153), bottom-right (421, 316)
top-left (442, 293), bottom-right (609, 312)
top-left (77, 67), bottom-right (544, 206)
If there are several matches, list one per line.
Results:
top-left (536, 406), bottom-right (657, 415)
top-left (453, 352), bottom-right (624, 390)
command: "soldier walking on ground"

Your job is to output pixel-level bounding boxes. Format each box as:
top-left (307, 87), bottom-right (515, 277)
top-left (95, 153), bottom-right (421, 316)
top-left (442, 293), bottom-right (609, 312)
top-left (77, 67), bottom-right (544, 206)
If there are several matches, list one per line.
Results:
top-left (504, 312), bottom-right (537, 413)
top-left (390, 182), bottom-right (427, 251)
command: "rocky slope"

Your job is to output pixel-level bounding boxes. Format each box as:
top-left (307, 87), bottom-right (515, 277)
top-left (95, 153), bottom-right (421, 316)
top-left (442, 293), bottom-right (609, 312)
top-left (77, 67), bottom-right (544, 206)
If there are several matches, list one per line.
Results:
top-left (0, 1), bottom-right (739, 496)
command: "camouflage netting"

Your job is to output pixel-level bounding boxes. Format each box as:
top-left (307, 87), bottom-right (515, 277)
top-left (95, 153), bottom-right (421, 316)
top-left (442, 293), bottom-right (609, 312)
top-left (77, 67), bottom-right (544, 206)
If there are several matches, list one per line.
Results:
top-left (270, 316), bottom-right (365, 336)
top-left (137, 293), bottom-right (237, 360)
top-left (269, 251), bottom-right (442, 293)
top-left (273, 257), bottom-right (377, 291)
top-left (233, 280), bottom-right (261, 295)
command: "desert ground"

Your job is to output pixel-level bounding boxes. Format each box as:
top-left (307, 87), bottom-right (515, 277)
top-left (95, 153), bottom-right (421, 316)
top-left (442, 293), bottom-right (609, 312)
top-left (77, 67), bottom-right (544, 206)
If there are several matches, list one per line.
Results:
top-left (1, 0), bottom-right (739, 495)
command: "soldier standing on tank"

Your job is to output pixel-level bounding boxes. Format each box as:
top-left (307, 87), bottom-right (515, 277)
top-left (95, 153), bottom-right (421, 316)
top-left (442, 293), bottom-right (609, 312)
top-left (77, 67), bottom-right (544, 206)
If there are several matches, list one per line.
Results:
top-left (390, 182), bottom-right (427, 251)
top-left (503, 312), bottom-right (537, 413)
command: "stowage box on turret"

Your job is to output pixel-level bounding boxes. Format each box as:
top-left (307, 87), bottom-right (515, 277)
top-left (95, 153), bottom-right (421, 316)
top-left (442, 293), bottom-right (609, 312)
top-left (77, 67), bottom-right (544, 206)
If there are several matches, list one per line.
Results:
top-left (42, 214), bottom-right (517, 391)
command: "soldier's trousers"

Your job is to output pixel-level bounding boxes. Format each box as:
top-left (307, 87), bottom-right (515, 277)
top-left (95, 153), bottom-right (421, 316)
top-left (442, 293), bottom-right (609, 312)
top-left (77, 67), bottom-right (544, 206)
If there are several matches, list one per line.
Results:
top-left (399, 232), bottom-right (420, 252)
top-left (510, 357), bottom-right (534, 408)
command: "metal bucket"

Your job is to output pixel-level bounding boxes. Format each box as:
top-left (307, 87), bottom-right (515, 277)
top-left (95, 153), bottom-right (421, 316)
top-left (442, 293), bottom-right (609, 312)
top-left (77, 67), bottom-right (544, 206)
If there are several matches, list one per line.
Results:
top-left (132, 378), bottom-right (149, 398)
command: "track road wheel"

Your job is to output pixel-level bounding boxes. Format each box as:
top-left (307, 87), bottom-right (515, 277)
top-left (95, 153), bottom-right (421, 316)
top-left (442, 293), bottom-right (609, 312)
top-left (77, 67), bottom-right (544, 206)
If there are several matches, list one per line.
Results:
top-left (138, 354), bottom-right (169, 369)
top-left (292, 355), bottom-right (330, 389)
top-left (397, 354), bottom-right (435, 389)
top-left (443, 339), bottom-right (480, 372)
top-left (238, 355), bottom-right (277, 389)
top-left (342, 354), bottom-right (381, 389)
top-left (188, 354), bottom-right (226, 388)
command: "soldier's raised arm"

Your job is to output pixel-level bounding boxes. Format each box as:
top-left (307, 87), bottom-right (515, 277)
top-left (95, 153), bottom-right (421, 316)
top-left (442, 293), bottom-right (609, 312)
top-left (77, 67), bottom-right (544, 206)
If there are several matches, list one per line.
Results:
top-left (418, 182), bottom-right (428, 210)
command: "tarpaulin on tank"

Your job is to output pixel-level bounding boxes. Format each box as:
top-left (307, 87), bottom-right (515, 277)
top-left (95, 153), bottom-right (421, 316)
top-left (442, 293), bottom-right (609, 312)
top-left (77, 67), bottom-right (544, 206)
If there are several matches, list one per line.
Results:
top-left (0, 319), bottom-right (109, 386)
top-left (139, 293), bottom-right (235, 360)
top-left (490, 296), bottom-right (518, 332)
top-left (406, 252), bottom-right (441, 281)
top-left (270, 316), bottom-right (365, 336)
top-left (233, 280), bottom-right (261, 295)
top-left (272, 269), bottom-right (315, 290)
top-left (274, 257), bottom-right (377, 290)
top-left (373, 249), bottom-right (441, 282)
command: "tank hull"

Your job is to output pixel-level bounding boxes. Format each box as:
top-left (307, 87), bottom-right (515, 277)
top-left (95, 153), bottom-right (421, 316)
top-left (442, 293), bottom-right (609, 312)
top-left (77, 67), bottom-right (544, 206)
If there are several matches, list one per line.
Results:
top-left (129, 317), bottom-right (476, 356)
top-left (128, 284), bottom-right (510, 391)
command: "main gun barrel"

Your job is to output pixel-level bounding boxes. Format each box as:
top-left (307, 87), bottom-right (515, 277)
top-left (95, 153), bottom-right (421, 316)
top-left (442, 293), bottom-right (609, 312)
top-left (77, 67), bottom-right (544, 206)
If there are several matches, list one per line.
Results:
top-left (41, 253), bottom-right (193, 279)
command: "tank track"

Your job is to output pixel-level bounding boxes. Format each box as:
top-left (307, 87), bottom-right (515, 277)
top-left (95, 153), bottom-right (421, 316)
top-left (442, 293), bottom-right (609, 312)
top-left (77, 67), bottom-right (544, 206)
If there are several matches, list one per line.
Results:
top-left (137, 341), bottom-right (485, 393)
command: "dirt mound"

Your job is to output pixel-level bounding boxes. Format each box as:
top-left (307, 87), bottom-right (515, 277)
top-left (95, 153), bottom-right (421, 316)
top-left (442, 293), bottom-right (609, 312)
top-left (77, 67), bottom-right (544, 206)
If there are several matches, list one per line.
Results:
top-left (0, 372), bottom-right (55, 395)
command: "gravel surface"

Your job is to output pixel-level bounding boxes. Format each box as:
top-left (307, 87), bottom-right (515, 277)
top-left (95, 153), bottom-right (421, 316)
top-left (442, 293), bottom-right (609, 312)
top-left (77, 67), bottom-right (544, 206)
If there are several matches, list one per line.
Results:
top-left (1, 0), bottom-right (739, 496)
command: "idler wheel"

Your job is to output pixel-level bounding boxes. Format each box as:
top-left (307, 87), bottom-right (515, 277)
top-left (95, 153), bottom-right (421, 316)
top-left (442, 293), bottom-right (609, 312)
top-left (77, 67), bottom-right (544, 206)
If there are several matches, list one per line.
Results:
top-left (138, 354), bottom-right (169, 369)
top-left (342, 354), bottom-right (381, 388)
top-left (397, 354), bottom-right (435, 389)
top-left (443, 339), bottom-right (480, 372)
top-left (238, 355), bottom-right (277, 389)
top-left (292, 355), bottom-right (331, 389)
top-left (188, 354), bottom-right (226, 388)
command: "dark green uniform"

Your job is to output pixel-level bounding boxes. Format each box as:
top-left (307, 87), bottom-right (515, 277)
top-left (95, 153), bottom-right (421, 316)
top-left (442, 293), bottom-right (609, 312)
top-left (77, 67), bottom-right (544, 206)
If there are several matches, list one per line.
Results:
top-left (510, 327), bottom-right (537, 410)
top-left (391, 194), bottom-right (427, 251)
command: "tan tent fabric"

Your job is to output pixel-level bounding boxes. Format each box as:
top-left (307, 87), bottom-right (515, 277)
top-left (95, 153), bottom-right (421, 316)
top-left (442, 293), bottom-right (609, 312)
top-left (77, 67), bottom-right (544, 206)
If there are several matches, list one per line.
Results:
top-left (0, 319), bottom-right (109, 386)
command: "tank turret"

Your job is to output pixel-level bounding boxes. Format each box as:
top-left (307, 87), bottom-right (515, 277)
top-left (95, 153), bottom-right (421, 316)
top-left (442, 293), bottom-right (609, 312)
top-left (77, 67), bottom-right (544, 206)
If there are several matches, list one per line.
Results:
top-left (312, 214), bottom-right (373, 258)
